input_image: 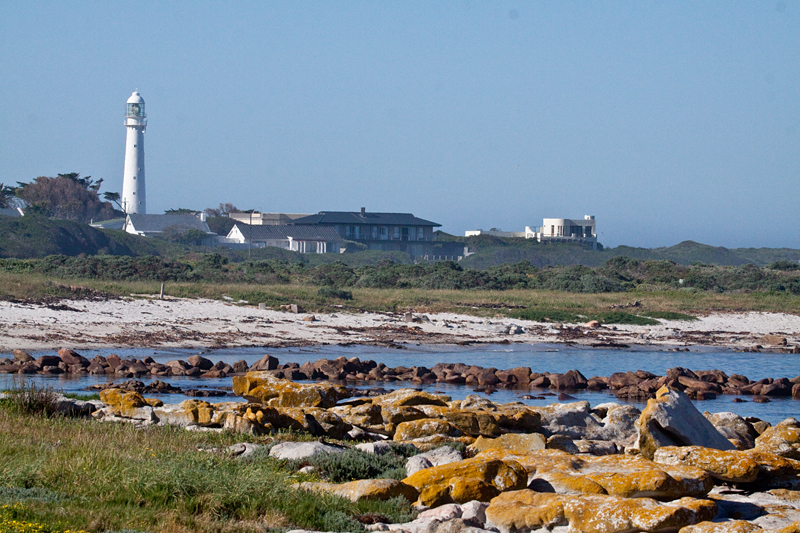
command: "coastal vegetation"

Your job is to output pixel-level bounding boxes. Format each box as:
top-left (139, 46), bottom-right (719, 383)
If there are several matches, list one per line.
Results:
top-left (0, 382), bottom-right (416, 533)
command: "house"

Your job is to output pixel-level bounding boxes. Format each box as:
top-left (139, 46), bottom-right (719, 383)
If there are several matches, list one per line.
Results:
top-left (123, 214), bottom-right (215, 240)
top-left (287, 208), bottom-right (466, 259)
top-left (225, 223), bottom-right (342, 253)
top-left (228, 212), bottom-right (312, 225)
top-left (0, 207), bottom-right (24, 218)
top-left (466, 216), bottom-right (599, 249)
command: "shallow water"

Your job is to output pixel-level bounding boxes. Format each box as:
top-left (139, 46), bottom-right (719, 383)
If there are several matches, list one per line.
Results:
top-left (2, 343), bottom-right (798, 424)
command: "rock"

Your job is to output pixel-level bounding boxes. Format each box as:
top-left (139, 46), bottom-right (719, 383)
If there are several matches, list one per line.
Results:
top-left (187, 354), bottom-right (214, 370)
top-left (406, 445), bottom-right (463, 476)
top-left (394, 418), bottom-right (463, 442)
top-left (469, 433), bottom-right (546, 454)
top-left (53, 394), bottom-right (97, 417)
top-left (268, 441), bottom-right (346, 460)
top-left (12, 349), bottom-right (33, 363)
top-left (653, 446), bottom-right (760, 483)
top-left (744, 451), bottom-right (800, 489)
top-left (417, 503), bottom-right (463, 521)
top-left (704, 412), bottom-right (758, 449)
top-left (299, 478), bottom-right (418, 503)
top-left (485, 490), bottom-right (717, 533)
top-left (476, 449), bottom-right (713, 499)
top-left (403, 457), bottom-right (528, 507)
top-left (636, 386), bottom-right (736, 459)
top-left (460, 500), bottom-right (488, 524)
top-left (585, 320), bottom-right (601, 328)
top-left (227, 442), bottom-right (262, 459)
top-left (250, 354), bottom-right (279, 371)
top-left (232, 359), bottom-right (249, 373)
top-left (761, 335), bottom-right (788, 346)
top-left (678, 521), bottom-right (762, 533)
top-left (755, 420), bottom-right (800, 460)
top-left (355, 442), bottom-right (396, 455)
top-left (58, 348), bottom-right (89, 367)
top-left (233, 371), bottom-right (349, 408)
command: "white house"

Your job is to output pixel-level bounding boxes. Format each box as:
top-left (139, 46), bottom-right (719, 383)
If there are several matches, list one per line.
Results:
top-left (466, 216), bottom-right (598, 249)
top-left (226, 224), bottom-right (342, 254)
top-left (123, 214), bottom-right (214, 239)
top-left (228, 212), bottom-right (312, 226)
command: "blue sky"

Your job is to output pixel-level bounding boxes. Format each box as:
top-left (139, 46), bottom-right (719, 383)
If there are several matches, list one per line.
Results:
top-left (1, 2), bottom-right (798, 248)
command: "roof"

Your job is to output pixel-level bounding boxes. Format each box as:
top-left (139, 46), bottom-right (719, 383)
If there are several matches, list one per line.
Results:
top-left (127, 214), bottom-right (212, 234)
top-left (0, 207), bottom-right (23, 218)
top-left (127, 91), bottom-right (145, 104)
top-left (290, 211), bottom-right (441, 227)
top-left (232, 224), bottom-right (342, 242)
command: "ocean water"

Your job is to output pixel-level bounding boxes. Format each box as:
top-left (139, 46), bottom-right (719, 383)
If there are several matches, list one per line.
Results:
top-left (2, 343), bottom-right (798, 424)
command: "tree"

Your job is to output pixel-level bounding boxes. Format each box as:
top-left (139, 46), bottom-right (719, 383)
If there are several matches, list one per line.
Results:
top-left (204, 202), bottom-right (239, 217)
top-left (103, 192), bottom-right (122, 210)
top-left (15, 173), bottom-right (114, 223)
top-left (164, 208), bottom-right (198, 215)
top-left (0, 183), bottom-right (16, 208)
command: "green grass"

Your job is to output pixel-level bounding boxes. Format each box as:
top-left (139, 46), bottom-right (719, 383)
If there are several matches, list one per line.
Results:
top-left (0, 406), bottom-right (416, 533)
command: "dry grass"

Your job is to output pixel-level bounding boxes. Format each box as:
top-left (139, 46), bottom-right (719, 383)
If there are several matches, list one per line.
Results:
top-left (3, 271), bottom-right (800, 318)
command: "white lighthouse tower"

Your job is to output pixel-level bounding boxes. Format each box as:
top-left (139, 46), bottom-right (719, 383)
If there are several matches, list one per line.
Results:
top-left (122, 90), bottom-right (147, 214)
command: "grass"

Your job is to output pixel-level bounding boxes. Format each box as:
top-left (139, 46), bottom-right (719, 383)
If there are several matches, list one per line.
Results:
top-left (2, 271), bottom-right (800, 319)
top-left (0, 404), bottom-right (416, 533)
top-left (0, 377), bottom-right (60, 416)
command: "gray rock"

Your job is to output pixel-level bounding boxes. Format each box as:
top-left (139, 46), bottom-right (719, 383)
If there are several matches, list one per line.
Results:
top-left (406, 446), bottom-right (463, 476)
top-left (355, 442), bottom-right (395, 455)
top-left (636, 387), bottom-right (736, 459)
top-left (269, 441), bottom-right (346, 460)
top-left (53, 394), bottom-right (97, 417)
top-left (460, 501), bottom-right (488, 524)
top-left (227, 442), bottom-right (261, 459)
top-left (704, 411), bottom-right (757, 449)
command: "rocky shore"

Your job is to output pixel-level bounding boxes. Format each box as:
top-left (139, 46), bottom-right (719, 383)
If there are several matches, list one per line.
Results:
top-left (3, 348), bottom-right (800, 403)
top-left (37, 367), bottom-right (800, 532)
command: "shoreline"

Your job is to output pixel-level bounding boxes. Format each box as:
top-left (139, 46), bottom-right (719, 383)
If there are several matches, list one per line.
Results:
top-left (1, 296), bottom-right (800, 354)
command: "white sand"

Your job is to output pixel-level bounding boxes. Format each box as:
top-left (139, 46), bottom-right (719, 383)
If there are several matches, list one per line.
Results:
top-left (0, 296), bottom-right (798, 353)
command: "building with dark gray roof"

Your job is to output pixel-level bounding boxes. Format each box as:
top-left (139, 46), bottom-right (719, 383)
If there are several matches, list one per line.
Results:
top-left (123, 214), bottom-right (214, 238)
top-left (288, 208), bottom-right (463, 260)
top-left (226, 223), bottom-right (342, 254)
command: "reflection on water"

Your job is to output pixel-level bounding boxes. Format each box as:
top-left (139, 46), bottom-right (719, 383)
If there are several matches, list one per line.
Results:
top-left (2, 343), bottom-right (798, 424)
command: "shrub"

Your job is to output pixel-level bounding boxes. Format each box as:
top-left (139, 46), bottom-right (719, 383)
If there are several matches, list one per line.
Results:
top-left (590, 312), bottom-right (659, 326)
top-left (317, 286), bottom-right (353, 300)
top-left (2, 377), bottom-right (59, 416)
top-left (509, 309), bottom-right (582, 323)
top-left (286, 448), bottom-right (413, 483)
top-left (642, 311), bottom-right (697, 321)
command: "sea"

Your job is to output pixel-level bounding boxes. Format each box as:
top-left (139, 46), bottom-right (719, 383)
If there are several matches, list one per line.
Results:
top-left (1, 343), bottom-right (798, 424)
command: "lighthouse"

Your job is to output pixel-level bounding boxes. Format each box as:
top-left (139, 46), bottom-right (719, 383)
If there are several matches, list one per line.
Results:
top-left (122, 90), bottom-right (147, 214)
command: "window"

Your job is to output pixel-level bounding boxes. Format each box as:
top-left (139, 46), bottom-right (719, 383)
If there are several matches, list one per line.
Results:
top-left (401, 227), bottom-right (409, 241)
top-left (418, 227), bottom-right (424, 240)
top-left (393, 227), bottom-right (400, 239)
top-left (380, 227), bottom-right (388, 240)
top-left (372, 226), bottom-right (378, 239)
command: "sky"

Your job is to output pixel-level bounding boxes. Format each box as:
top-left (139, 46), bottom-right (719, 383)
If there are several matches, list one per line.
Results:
top-left (1, 2), bottom-right (798, 249)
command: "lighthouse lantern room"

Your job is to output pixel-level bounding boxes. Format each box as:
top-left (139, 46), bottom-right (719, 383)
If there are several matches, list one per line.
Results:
top-left (122, 90), bottom-right (147, 214)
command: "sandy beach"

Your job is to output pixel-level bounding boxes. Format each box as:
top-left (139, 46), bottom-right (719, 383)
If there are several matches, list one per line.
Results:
top-left (1, 296), bottom-right (799, 353)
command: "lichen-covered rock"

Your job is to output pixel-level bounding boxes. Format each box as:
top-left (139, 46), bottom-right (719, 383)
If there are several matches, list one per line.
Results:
top-left (485, 490), bottom-right (717, 533)
top-left (476, 449), bottom-right (713, 499)
top-left (654, 446), bottom-right (760, 483)
top-left (99, 388), bottom-right (148, 415)
top-left (298, 478), bottom-right (418, 503)
top-left (744, 451), bottom-right (800, 489)
top-left (704, 411), bottom-right (759, 449)
top-left (755, 420), bottom-right (800, 460)
top-left (637, 386), bottom-right (735, 459)
top-left (679, 520), bottom-right (763, 532)
top-left (278, 407), bottom-right (352, 439)
top-left (403, 457), bottom-right (528, 507)
top-left (470, 433), bottom-right (546, 454)
top-left (232, 371), bottom-right (348, 408)
top-left (394, 418), bottom-right (463, 442)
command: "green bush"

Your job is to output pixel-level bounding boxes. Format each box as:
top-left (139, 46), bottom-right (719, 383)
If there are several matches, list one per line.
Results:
top-left (642, 311), bottom-right (697, 321)
top-left (317, 286), bottom-right (354, 300)
top-left (286, 448), bottom-right (414, 483)
top-left (590, 312), bottom-right (659, 326)
top-left (2, 377), bottom-right (59, 416)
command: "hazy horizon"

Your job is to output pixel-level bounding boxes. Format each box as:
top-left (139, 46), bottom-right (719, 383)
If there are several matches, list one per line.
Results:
top-left (2, 3), bottom-right (798, 249)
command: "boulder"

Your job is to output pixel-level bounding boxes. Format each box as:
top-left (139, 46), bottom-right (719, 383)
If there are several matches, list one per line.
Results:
top-left (469, 433), bottom-right (546, 454)
top-left (755, 419), bottom-right (800, 460)
top-left (704, 411), bottom-right (758, 449)
top-left (12, 349), bottom-right (33, 363)
top-left (403, 457), bottom-right (527, 507)
top-left (58, 348), bottom-right (89, 367)
top-left (476, 449), bottom-right (714, 499)
top-left (653, 446), bottom-right (760, 483)
top-left (678, 522), bottom-right (763, 533)
top-left (394, 418), bottom-right (463, 442)
top-left (187, 355), bottom-right (214, 370)
top-left (268, 441), bottom-right (346, 460)
top-left (636, 386), bottom-right (736, 459)
top-left (485, 491), bottom-right (717, 533)
top-left (744, 451), bottom-right (800, 489)
top-left (298, 478), bottom-right (418, 503)
top-left (250, 354), bottom-right (279, 371)
top-left (232, 371), bottom-right (348, 408)
top-left (406, 445), bottom-right (464, 476)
